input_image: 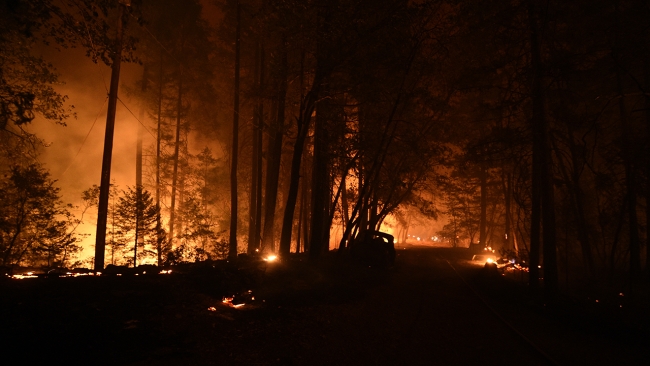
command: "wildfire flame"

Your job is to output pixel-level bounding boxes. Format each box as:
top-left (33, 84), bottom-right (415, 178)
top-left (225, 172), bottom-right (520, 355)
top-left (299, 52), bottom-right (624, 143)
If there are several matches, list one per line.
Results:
top-left (222, 295), bottom-right (247, 308)
top-left (264, 255), bottom-right (278, 262)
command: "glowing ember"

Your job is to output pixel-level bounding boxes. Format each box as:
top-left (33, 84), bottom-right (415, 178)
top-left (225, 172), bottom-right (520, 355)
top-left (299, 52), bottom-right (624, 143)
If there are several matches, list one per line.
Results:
top-left (264, 255), bottom-right (278, 262)
top-left (222, 296), bottom-right (246, 308)
top-left (71, 273), bottom-right (91, 277)
top-left (159, 269), bottom-right (172, 274)
top-left (208, 307), bottom-right (217, 311)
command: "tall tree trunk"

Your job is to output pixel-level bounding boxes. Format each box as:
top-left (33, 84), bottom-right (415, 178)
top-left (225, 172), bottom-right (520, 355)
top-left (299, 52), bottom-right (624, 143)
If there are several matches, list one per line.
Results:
top-left (528, 0), bottom-right (558, 297)
top-left (229, 2), bottom-right (241, 259)
top-left (278, 72), bottom-right (322, 256)
top-left (308, 87), bottom-right (330, 260)
top-left (503, 171), bottom-right (513, 251)
top-left (248, 42), bottom-right (263, 254)
top-left (301, 159), bottom-right (311, 252)
top-left (369, 184), bottom-right (379, 232)
top-left (254, 45), bottom-right (265, 255)
top-left (479, 165), bottom-right (487, 247)
top-left (155, 50), bottom-right (163, 266)
top-left (339, 174), bottom-right (350, 249)
top-left (95, 4), bottom-right (125, 271)
top-left (134, 65), bottom-right (147, 267)
top-left (261, 40), bottom-right (288, 254)
top-left (296, 177), bottom-right (304, 253)
top-left (169, 64), bottom-right (183, 249)
top-left (551, 130), bottom-right (594, 276)
top-left (617, 75), bottom-right (640, 279)
top-left (614, 1), bottom-right (640, 280)
top-left (644, 41), bottom-right (650, 278)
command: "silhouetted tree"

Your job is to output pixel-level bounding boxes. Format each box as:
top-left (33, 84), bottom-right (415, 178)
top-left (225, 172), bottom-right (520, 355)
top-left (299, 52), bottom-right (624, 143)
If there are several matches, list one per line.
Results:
top-left (0, 164), bottom-right (81, 268)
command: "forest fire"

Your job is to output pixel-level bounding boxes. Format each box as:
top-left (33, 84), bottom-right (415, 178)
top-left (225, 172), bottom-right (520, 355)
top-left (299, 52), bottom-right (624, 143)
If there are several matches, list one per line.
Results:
top-left (222, 297), bottom-right (246, 308)
top-left (8, 270), bottom-right (100, 279)
top-left (10, 272), bottom-right (38, 279)
top-left (220, 290), bottom-right (255, 309)
top-left (1, 5), bottom-right (649, 365)
top-left (6, 268), bottom-right (175, 279)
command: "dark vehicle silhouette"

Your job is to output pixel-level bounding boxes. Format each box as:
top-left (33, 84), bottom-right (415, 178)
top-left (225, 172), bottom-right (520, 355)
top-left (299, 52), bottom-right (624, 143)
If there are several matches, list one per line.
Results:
top-left (350, 231), bottom-right (396, 268)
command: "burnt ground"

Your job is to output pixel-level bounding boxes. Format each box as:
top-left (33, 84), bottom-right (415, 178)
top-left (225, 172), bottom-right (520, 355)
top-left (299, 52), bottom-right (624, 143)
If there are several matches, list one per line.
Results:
top-left (2, 246), bottom-right (649, 365)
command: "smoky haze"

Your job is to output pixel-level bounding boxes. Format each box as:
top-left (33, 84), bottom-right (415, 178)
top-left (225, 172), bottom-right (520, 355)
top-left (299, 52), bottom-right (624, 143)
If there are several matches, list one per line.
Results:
top-left (19, 2), bottom-right (229, 264)
top-left (26, 46), bottom-right (155, 261)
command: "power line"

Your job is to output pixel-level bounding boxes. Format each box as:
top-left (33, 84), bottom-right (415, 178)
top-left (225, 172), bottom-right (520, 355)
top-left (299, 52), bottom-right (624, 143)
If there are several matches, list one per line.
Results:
top-left (117, 97), bottom-right (158, 141)
top-left (59, 0), bottom-right (110, 93)
top-left (60, 96), bottom-right (109, 177)
top-left (127, 12), bottom-right (182, 66)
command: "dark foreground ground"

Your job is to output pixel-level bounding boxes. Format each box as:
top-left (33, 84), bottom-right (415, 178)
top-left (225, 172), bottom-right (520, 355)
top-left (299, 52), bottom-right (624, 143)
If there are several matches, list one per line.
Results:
top-left (2, 247), bottom-right (649, 365)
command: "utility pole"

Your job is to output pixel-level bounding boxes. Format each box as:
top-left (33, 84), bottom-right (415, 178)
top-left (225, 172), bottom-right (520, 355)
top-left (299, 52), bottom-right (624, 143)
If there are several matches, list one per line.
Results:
top-left (134, 65), bottom-right (147, 267)
top-left (94, 1), bottom-right (128, 272)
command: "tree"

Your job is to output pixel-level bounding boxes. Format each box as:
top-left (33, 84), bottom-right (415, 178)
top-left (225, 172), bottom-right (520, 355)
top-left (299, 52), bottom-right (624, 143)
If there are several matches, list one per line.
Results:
top-left (229, 0), bottom-right (242, 259)
top-left (133, 0), bottom-right (219, 255)
top-left (0, 164), bottom-right (81, 268)
top-left (114, 186), bottom-right (159, 266)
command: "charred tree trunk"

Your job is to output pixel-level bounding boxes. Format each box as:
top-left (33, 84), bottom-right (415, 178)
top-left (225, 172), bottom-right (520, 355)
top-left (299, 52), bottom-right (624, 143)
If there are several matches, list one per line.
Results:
top-left (644, 46), bottom-right (650, 278)
top-left (503, 171), bottom-right (513, 251)
top-left (254, 46), bottom-right (265, 255)
top-left (278, 70), bottom-right (322, 257)
top-left (528, 0), bottom-right (558, 297)
top-left (552, 129), bottom-right (594, 276)
top-left (301, 157), bottom-right (311, 252)
top-left (134, 65), bottom-right (147, 267)
top-left (248, 42), bottom-right (264, 254)
top-left (155, 50), bottom-right (164, 266)
top-left (339, 174), bottom-right (351, 249)
top-left (479, 165), bottom-right (487, 247)
top-left (296, 176), bottom-right (304, 253)
top-left (261, 40), bottom-right (288, 254)
top-left (229, 2), bottom-right (241, 259)
top-left (308, 88), bottom-right (330, 260)
top-left (614, 1), bottom-right (641, 280)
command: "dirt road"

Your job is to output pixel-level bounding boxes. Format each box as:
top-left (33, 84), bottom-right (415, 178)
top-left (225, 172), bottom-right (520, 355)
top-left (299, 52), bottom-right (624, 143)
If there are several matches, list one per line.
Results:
top-left (3, 246), bottom-right (648, 365)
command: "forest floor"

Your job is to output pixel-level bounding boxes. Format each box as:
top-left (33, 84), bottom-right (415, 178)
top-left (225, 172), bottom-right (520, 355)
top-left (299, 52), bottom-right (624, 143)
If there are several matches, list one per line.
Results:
top-left (2, 246), bottom-right (649, 365)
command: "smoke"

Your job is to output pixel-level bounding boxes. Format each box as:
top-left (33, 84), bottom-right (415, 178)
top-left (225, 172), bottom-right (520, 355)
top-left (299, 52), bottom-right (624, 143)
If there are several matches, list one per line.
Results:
top-left (19, 1), bottom-right (236, 265)
top-left (25, 46), bottom-right (152, 264)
